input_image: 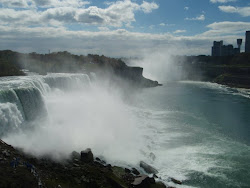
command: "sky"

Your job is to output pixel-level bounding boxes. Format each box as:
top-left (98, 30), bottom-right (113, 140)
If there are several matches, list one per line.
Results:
top-left (0, 0), bottom-right (250, 57)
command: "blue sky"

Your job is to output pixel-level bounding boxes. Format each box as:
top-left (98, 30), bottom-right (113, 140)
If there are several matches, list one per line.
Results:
top-left (0, 0), bottom-right (250, 56)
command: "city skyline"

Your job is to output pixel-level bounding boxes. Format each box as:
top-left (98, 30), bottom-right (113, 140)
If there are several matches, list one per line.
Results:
top-left (0, 0), bottom-right (250, 57)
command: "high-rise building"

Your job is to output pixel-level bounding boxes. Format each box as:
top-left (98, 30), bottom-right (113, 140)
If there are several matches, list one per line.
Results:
top-left (212, 41), bottom-right (223, 56)
top-left (245, 31), bottom-right (250, 53)
top-left (212, 39), bottom-right (241, 56)
top-left (221, 45), bottom-right (233, 56)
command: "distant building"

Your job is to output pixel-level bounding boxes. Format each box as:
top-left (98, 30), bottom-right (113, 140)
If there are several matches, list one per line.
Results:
top-left (237, 39), bottom-right (242, 50)
top-left (246, 31), bottom-right (250, 53)
top-left (212, 41), bottom-right (223, 56)
top-left (212, 39), bottom-right (241, 56)
top-left (221, 45), bottom-right (233, 56)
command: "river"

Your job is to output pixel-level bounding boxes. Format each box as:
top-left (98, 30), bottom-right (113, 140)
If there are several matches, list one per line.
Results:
top-left (0, 73), bottom-right (249, 188)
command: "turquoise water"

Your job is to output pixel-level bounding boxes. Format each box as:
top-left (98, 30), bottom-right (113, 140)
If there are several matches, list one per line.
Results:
top-left (131, 81), bottom-right (250, 188)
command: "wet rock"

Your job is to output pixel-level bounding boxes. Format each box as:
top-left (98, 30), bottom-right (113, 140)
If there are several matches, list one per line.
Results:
top-left (155, 181), bottom-right (167, 188)
top-left (73, 159), bottom-right (79, 163)
top-left (125, 168), bottom-right (131, 173)
top-left (81, 175), bottom-right (90, 183)
top-left (74, 177), bottom-right (81, 184)
top-left (153, 174), bottom-right (158, 178)
top-left (131, 174), bottom-right (153, 188)
top-left (2, 150), bottom-right (10, 157)
top-left (112, 166), bottom-right (126, 179)
top-left (140, 161), bottom-right (158, 174)
top-left (80, 148), bottom-right (94, 163)
top-left (106, 176), bottom-right (125, 188)
top-left (132, 168), bottom-right (140, 175)
top-left (96, 157), bottom-right (101, 162)
top-left (170, 177), bottom-right (182, 185)
top-left (73, 163), bottom-right (80, 167)
top-left (106, 164), bottom-right (112, 171)
top-left (71, 151), bottom-right (80, 160)
top-left (95, 157), bottom-right (106, 166)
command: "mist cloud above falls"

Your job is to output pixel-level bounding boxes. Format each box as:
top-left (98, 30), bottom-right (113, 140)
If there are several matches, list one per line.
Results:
top-left (127, 50), bottom-right (185, 83)
top-left (3, 82), bottom-right (146, 165)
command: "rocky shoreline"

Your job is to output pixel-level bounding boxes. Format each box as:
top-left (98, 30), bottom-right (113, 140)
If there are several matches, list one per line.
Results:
top-left (0, 139), bottom-right (181, 188)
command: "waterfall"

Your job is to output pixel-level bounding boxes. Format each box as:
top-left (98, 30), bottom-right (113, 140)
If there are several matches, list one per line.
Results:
top-left (0, 73), bottom-right (91, 136)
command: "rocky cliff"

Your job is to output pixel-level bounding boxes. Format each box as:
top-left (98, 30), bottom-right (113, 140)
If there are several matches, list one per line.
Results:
top-left (0, 50), bottom-right (161, 87)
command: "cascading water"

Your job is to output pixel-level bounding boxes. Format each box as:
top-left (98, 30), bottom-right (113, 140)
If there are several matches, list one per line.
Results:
top-left (0, 73), bottom-right (91, 136)
top-left (1, 73), bottom-right (145, 165)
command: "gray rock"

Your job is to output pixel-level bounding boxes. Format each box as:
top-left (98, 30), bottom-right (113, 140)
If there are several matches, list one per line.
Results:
top-left (125, 168), bottom-right (131, 173)
top-left (170, 177), bottom-right (182, 185)
top-left (153, 174), bottom-right (158, 178)
top-left (132, 168), bottom-right (140, 175)
top-left (71, 151), bottom-right (80, 160)
top-left (81, 175), bottom-right (90, 183)
top-left (2, 150), bottom-right (10, 157)
top-left (80, 148), bottom-right (94, 163)
top-left (131, 174), bottom-right (153, 188)
top-left (140, 161), bottom-right (158, 174)
top-left (73, 163), bottom-right (80, 167)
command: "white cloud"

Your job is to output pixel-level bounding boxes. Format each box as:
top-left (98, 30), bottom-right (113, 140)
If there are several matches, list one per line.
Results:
top-left (219, 5), bottom-right (250, 17)
top-left (174, 30), bottom-right (186, 34)
top-left (42, 7), bottom-right (77, 23)
top-left (1, 21), bottom-right (247, 56)
top-left (0, 1), bottom-right (247, 56)
top-left (0, 0), bottom-right (159, 28)
top-left (98, 27), bottom-right (110, 31)
top-left (140, 1), bottom-right (159, 13)
top-left (185, 14), bottom-right (205, 21)
top-left (0, 0), bottom-right (30, 8)
top-left (31, 0), bottom-right (90, 8)
top-left (203, 21), bottom-right (250, 36)
top-left (0, 8), bottom-right (40, 25)
top-left (210, 0), bottom-right (237, 3)
top-left (184, 7), bottom-right (189, 10)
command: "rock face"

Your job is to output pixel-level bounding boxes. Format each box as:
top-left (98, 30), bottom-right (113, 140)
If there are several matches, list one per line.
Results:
top-left (115, 66), bottom-right (162, 87)
top-left (71, 151), bottom-right (80, 160)
top-left (80, 148), bottom-right (94, 163)
top-left (0, 139), bottom-right (169, 188)
top-left (140, 161), bottom-right (158, 174)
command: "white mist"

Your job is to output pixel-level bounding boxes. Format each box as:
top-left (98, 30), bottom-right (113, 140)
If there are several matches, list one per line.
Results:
top-left (4, 79), bottom-right (146, 166)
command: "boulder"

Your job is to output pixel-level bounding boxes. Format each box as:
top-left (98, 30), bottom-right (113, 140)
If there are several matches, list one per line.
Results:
top-left (131, 174), bottom-right (154, 188)
top-left (140, 161), bottom-right (158, 174)
top-left (80, 148), bottom-right (94, 163)
top-left (71, 151), bottom-right (80, 160)
top-left (132, 168), bottom-right (140, 175)
top-left (170, 177), bottom-right (182, 185)
top-left (125, 168), bottom-right (131, 173)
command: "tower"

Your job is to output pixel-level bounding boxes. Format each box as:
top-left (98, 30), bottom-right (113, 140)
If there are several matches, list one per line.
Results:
top-left (245, 31), bottom-right (250, 53)
top-left (237, 39), bottom-right (242, 51)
